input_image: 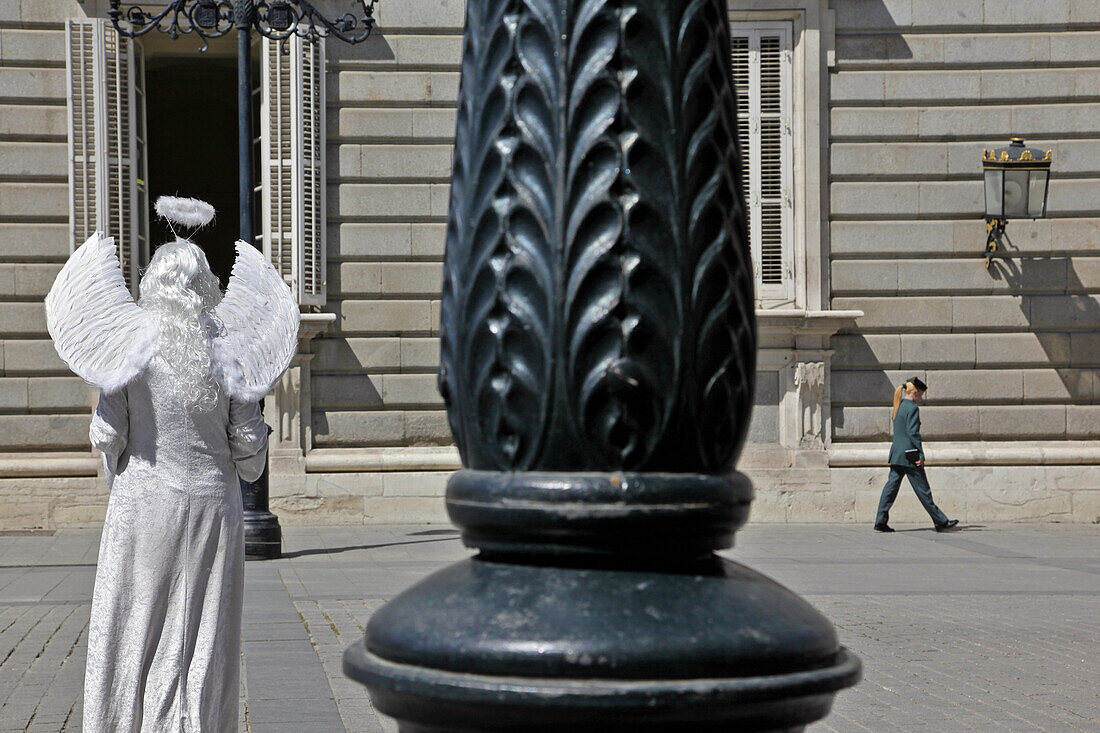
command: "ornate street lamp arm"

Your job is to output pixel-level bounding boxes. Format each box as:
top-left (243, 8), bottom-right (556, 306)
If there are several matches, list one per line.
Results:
top-left (108, 1), bottom-right (234, 49)
top-left (255, 0), bottom-right (379, 44)
top-left (108, 1), bottom-right (379, 49)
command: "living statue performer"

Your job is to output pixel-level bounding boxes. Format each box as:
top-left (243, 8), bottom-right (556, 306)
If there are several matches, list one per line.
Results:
top-left (45, 196), bottom-right (300, 732)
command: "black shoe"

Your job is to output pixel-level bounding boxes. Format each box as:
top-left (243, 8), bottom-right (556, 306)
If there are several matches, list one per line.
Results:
top-left (935, 519), bottom-right (959, 532)
top-left (873, 523), bottom-right (895, 533)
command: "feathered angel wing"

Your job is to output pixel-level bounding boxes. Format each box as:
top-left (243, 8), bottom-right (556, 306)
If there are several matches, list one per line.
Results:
top-left (45, 232), bottom-right (158, 393)
top-left (213, 241), bottom-right (300, 402)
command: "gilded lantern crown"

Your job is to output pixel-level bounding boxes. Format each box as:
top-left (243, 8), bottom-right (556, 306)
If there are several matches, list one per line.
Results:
top-left (982, 138), bottom-right (1052, 168)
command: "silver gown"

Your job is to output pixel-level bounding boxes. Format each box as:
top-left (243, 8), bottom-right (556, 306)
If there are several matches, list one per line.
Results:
top-left (83, 355), bottom-right (268, 732)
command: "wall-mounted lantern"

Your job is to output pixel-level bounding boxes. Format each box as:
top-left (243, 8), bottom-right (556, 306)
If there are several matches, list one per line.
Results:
top-left (982, 138), bottom-right (1052, 267)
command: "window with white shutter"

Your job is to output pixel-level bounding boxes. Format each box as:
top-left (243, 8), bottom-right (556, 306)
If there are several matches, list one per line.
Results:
top-left (730, 23), bottom-right (793, 302)
top-left (261, 35), bottom-right (327, 307)
top-left (66, 18), bottom-right (148, 293)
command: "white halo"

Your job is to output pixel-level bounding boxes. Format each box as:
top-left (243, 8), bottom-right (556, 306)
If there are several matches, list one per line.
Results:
top-left (154, 196), bottom-right (215, 229)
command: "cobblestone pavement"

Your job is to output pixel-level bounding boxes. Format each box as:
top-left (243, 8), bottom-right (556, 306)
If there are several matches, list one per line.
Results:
top-left (0, 523), bottom-right (1096, 732)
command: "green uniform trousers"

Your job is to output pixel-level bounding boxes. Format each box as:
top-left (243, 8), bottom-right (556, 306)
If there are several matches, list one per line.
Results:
top-left (875, 464), bottom-right (949, 528)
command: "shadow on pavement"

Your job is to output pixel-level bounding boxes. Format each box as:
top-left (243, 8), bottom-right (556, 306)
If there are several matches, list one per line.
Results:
top-left (895, 524), bottom-right (984, 533)
top-left (280, 536), bottom-right (459, 560)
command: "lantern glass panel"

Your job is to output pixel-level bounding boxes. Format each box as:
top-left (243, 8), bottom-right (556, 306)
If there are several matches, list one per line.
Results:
top-left (984, 169), bottom-right (1004, 218)
top-left (1027, 170), bottom-right (1048, 217)
top-left (1003, 169), bottom-right (1029, 218)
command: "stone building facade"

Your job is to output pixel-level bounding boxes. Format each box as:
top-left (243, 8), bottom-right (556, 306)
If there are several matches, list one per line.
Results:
top-left (0, 0), bottom-right (1096, 530)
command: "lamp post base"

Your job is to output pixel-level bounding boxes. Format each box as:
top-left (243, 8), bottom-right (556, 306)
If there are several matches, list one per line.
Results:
top-left (344, 556), bottom-right (860, 733)
top-left (241, 465), bottom-right (282, 560)
top-left (347, 647), bottom-right (857, 733)
top-left (344, 0), bottom-right (861, 720)
top-left (243, 510), bottom-right (282, 560)
top-left (344, 471), bottom-right (860, 731)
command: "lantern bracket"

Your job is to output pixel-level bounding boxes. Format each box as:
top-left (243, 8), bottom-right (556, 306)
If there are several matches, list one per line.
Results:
top-left (985, 218), bottom-right (1006, 269)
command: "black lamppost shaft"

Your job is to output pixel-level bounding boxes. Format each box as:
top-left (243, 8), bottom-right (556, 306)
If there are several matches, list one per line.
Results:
top-left (237, 19), bottom-right (253, 245)
top-left (232, 7), bottom-right (282, 560)
top-left (234, 2), bottom-right (280, 561)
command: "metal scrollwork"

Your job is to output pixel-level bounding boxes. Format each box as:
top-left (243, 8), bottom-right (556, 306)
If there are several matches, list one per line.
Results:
top-left (108, 1), bottom-right (234, 50)
top-left (108, 0), bottom-right (379, 49)
top-left (254, 1), bottom-right (378, 44)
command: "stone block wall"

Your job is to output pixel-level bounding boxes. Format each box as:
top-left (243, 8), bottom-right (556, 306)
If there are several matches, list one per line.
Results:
top-left (0, 12), bottom-right (95, 451)
top-left (828, 0), bottom-right (1100, 446)
top-left (313, 1), bottom-right (467, 453)
top-left (0, 2), bottom-right (106, 528)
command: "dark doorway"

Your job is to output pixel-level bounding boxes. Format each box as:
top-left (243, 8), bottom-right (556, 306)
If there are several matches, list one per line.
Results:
top-left (145, 56), bottom-right (238, 285)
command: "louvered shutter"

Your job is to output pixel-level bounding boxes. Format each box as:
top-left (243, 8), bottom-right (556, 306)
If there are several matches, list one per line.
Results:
top-left (66, 18), bottom-right (147, 293)
top-left (261, 35), bottom-right (327, 307)
top-left (730, 23), bottom-right (793, 301)
top-left (132, 46), bottom-right (150, 268)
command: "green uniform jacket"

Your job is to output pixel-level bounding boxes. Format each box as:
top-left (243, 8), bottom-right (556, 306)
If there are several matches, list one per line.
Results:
top-left (888, 398), bottom-right (924, 466)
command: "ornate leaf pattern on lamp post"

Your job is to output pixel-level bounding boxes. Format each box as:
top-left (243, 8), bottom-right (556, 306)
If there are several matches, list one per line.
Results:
top-left (564, 0), bottom-right (681, 469)
top-left (439, 0), bottom-right (559, 471)
top-left (679, 0), bottom-right (755, 471)
top-left (439, 0), bottom-right (755, 474)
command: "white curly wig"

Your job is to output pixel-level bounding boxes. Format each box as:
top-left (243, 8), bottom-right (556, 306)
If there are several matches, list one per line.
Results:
top-left (138, 239), bottom-right (224, 412)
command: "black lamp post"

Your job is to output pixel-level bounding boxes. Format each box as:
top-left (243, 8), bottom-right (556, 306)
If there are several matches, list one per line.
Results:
top-left (343, 0), bottom-right (860, 729)
top-left (982, 138), bottom-right (1052, 267)
top-left (107, 0), bottom-right (379, 559)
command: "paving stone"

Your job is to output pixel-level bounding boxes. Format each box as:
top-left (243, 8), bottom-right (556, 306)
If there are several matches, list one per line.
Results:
top-left (0, 525), bottom-right (1096, 731)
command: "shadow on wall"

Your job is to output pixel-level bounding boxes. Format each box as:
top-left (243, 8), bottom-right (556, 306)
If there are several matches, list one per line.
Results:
top-left (828, 369), bottom-right (898, 440)
top-left (309, 362), bottom-right (384, 446)
top-left (307, 312), bottom-right (384, 445)
top-left (746, 371), bottom-right (780, 444)
top-left (832, 246), bottom-right (1098, 441)
top-left (831, 0), bottom-right (913, 63)
top-left (307, 14), bottom-right (396, 176)
top-left (325, 27), bottom-right (396, 64)
top-left (828, 0), bottom-right (912, 438)
top-left (988, 230), bottom-right (1099, 399)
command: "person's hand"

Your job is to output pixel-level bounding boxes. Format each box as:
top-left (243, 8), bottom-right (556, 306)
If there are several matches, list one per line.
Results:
top-left (915, 459), bottom-right (924, 467)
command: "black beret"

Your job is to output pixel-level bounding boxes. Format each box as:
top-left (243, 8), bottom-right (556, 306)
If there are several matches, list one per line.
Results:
top-left (908, 376), bottom-right (928, 392)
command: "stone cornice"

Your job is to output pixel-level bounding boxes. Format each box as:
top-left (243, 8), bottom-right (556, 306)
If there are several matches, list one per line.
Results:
top-left (0, 453), bottom-right (100, 477)
top-left (299, 312), bottom-right (337, 345)
top-left (756, 309), bottom-right (864, 337)
top-left (830, 441), bottom-right (1100, 467)
top-left (306, 446), bottom-right (462, 473)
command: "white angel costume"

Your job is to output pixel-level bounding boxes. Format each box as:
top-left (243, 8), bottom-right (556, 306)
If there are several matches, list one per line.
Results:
top-left (46, 199), bottom-right (299, 732)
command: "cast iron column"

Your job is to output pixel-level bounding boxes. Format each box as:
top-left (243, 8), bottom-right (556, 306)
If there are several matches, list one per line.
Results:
top-left (235, 0), bottom-right (281, 559)
top-left (344, 0), bottom-right (861, 729)
top-left (237, 3), bottom-right (255, 244)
